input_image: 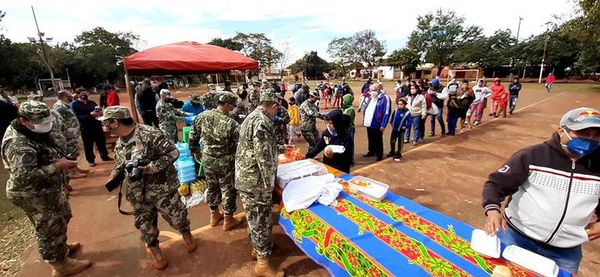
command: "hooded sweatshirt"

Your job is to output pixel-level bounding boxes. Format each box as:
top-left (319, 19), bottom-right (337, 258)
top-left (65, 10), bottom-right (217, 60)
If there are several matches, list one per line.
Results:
top-left (483, 132), bottom-right (600, 248)
top-left (306, 109), bottom-right (354, 173)
top-left (342, 94), bottom-right (355, 131)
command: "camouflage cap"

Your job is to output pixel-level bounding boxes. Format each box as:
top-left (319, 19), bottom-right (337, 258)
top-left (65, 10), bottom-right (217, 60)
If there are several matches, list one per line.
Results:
top-left (98, 105), bottom-right (131, 121)
top-left (259, 91), bottom-right (279, 103)
top-left (18, 100), bottom-right (54, 124)
top-left (27, 94), bottom-right (43, 101)
top-left (218, 92), bottom-right (238, 105)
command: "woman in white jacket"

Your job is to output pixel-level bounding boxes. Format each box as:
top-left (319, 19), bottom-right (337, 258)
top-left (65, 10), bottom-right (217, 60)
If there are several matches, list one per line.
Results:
top-left (404, 85), bottom-right (427, 145)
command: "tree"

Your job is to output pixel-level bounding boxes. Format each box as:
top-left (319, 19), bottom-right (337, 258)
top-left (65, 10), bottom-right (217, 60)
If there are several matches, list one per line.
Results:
top-left (407, 9), bottom-right (482, 74)
top-left (232, 32), bottom-right (282, 71)
top-left (207, 37), bottom-right (243, 51)
top-left (385, 48), bottom-right (421, 74)
top-left (561, 0), bottom-right (600, 74)
top-left (288, 51), bottom-right (331, 79)
top-left (327, 37), bottom-right (354, 75)
top-left (453, 29), bottom-right (515, 68)
top-left (350, 30), bottom-right (386, 68)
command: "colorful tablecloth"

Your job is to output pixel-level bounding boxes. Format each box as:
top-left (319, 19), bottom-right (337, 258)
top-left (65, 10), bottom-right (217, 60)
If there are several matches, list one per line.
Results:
top-left (279, 173), bottom-right (572, 277)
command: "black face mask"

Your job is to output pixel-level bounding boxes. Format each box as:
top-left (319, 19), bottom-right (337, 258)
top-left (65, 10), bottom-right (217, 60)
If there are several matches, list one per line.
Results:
top-left (80, 95), bottom-right (89, 100)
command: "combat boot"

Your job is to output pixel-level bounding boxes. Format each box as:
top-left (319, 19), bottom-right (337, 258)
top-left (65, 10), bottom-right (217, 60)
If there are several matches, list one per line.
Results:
top-left (223, 214), bottom-right (242, 231)
top-left (147, 246), bottom-right (168, 270)
top-left (66, 242), bottom-right (81, 256)
top-left (181, 231), bottom-right (197, 253)
top-left (254, 256), bottom-right (284, 277)
top-left (50, 257), bottom-right (91, 277)
top-left (209, 209), bottom-right (223, 227)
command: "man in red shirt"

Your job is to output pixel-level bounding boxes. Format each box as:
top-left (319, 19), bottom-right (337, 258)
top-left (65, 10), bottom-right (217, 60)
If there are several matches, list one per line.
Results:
top-left (105, 84), bottom-right (120, 106)
top-left (545, 73), bottom-right (556, 93)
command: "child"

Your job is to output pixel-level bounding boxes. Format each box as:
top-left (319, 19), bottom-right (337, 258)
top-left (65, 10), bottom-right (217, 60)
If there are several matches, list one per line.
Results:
top-left (322, 84), bottom-right (331, 109)
top-left (508, 77), bottom-right (522, 114)
top-left (333, 84), bottom-right (342, 108)
top-left (490, 77), bottom-right (508, 118)
top-left (342, 94), bottom-right (355, 137)
top-left (287, 97), bottom-right (300, 143)
top-left (389, 99), bottom-right (411, 161)
top-left (467, 79), bottom-right (492, 127)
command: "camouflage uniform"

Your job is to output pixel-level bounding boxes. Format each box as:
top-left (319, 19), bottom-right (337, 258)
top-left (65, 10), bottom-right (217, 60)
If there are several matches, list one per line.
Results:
top-left (189, 93), bottom-right (239, 215)
top-left (48, 109), bottom-right (68, 156)
top-left (274, 105), bottom-right (290, 148)
top-left (105, 106), bottom-right (190, 246)
top-left (1, 101), bottom-right (71, 263)
top-left (201, 86), bottom-right (220, 111)
top-left (52, 101), bottom-right (81, 159)
top-left (299, 99), bottom-right (322, 151)
top-left (156, 99), bottom-right (186, 143)
top-left (231, 98), bottom-right (248, 125)
top-left (235, 92), bottom-right (278, 259)
top-left (248, 89), bottom-right (261, 112)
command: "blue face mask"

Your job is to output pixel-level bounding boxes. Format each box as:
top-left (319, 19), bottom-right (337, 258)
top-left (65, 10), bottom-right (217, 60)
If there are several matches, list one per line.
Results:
top-left (327, 125), bottom-right (337, 137)
top-left (562, 128), bottom-right (600, 159)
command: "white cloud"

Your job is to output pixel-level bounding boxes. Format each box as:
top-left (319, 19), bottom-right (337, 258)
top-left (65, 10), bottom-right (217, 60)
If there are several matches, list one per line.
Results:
top-left (1, 0), bottom-right (576, 62)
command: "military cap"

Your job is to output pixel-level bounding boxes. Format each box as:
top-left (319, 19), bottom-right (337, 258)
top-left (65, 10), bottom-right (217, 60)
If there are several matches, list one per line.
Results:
top-left (18, 100), bottom-right (54, 124)
top-left (27, 94), bottom-right (43, 101)
top-left (98, 105), bottom-right (131, 121)
top-left (259, 91), bottom-right (279, 103)
top-left (218, 92), bottom-right (238, 105)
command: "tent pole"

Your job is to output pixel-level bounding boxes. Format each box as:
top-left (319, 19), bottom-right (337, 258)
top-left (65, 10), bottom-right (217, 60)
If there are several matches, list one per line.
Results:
top-left (124, 73), bottom-right (140, 122)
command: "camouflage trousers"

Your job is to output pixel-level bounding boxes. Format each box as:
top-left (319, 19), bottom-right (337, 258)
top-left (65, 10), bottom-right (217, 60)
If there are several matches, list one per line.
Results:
top-left (203, 155), bottom-right (237, 215)
top-left (239, 189), bottom-right (273, 258)
top-left (133, 191), bottom-right (190, 246)
top-left (301, 127), bottom-right (320, 151)
top-left (8, 190), bottom-right (72, 262)
top-left (159, 123), bottom-right (179, 143)
top-left (274, 125), bottom-right (289, 146)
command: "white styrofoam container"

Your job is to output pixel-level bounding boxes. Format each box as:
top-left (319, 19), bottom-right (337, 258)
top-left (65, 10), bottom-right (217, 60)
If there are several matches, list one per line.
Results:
top-left (470, 229), bottom-right (501, 258)
top-left (348, 176), bottom-right (388, 201)
top-left (502, 245), bottom-right (559, 277)
top-left (325, 145), bottom-right (346, 153)
top-left (277, 160), bottom-right (328, 189)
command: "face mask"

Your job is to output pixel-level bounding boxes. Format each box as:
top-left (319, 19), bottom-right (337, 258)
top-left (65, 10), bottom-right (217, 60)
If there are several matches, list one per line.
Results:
top-left (410, 90), bottom-right (417, 94)
top-left (32, 121), bottom-right (53, 133)
top-left (327, 125), bottom-right (337, 137)
top-left (80, 94), bottom-right (89, 100)
top-left (562, 128), bottom-right (600, 159)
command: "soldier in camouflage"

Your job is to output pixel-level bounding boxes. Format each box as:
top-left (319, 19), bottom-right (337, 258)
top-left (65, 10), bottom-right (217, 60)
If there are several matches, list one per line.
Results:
top-left (189, 92), bottom-right (242, 231)
top-left (201, 84), bottom-right (220, 111)
top-left (300, 91), bottom-right (324, 151)
top-left (235, 91), bottom-right (284, 277)
top-left (230, 96), bottom-right (248, 124)
top-left (156, 89), bottom-right (187, 143)
top-left (52, 90), bottom-right (88, 181)
top-left (1, 101), bottom-right (91, 276)
top-left (248, 81), bottom-right (262, 112)
top-left (273, 97), bottom-right (290, 150)
top-left (101, 106), bottom-right (196, 270)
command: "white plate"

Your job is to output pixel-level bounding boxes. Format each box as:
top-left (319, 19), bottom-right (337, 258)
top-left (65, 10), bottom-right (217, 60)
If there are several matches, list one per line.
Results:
top-left (470, 229), bottom-right (501, 258)
top-left (326, 145), bottom-right (346, 153)
top-left (348, 176), bottom-right (388, 201)
top-left (502, 245), bottom-right (559, 277)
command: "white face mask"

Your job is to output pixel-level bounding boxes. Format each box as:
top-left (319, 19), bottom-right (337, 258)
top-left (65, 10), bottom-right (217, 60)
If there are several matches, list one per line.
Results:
top-left (32, 121), bottom-right (53, 133)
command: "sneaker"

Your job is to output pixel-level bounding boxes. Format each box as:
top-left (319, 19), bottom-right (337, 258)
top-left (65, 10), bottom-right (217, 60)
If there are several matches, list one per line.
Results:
top-left (429, 132), bottom-right (435, 137)
top-left (101, 156), bottom-right (114, 162)
top-left (403, 139), bottom-right (409, 143)
top-left (393, 157), bottom-right (402, 162)
top-left (88, 162), bottom-right (96, 167)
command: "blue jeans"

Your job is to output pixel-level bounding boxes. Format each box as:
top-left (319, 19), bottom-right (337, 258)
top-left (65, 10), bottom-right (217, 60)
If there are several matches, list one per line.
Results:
top-left (430, 105), bottom-right (445, 135)
top-left (446, 109), bottom-right (460, 135)
top-left (404, 116), bottom-right (421, 143)
top-left (498, 226), bottom-right (582, 273)
top-left (509, 95), bottom-right (518, 112)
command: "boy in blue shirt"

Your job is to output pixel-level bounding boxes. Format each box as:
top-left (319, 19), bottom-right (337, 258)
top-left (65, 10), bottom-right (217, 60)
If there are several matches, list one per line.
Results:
top-left (388, 99), bottom-right (412, 161)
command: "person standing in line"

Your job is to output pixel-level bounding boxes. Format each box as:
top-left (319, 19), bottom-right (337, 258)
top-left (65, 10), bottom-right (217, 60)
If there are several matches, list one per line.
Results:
top-left (105, 84), bottom-right (120, 106)
top-left (456, 80), bottom-right (474, 133)
top-left (388, 99), bottom-right (411, 161)
top-left (287, 97), bottom-right (301, 143)
top-left (405, 85), bottom-right (427, 145)
top-left (362, 83), bottom-right (392, 161)
top-left (482, 107), bottom-right (600, 273)
top-left (342, 94), bottom-right (356, 137)
top-left (2, 101), bottom-right (91, 276)
top-left (429, 79), bottom-right (447, 137)
top-left (299, 91), bottom-right (324, 151)
top-left (545, 72), bottom-right (556, 93)
top-left (467, 79), bottom-right (492, 127)
top-left (273, 96), bottom-right (291, 151)
top-left (52, 90), bottom-right (87, 178)
top-left (71, 88), bottom-right (113, 167)
top-left (101, 106), bottom-right (196, 270)
top-left (508, 77), bottom-right (522, 115)
top-left (235, 91), bottom-right (284, 276)
top-left (137, 81), bottom-right (159, 127)
top-left (249, 82), bottom-right (263, 112)
top-left (490, 78), bottom-right (509, 118)
top-left (189, 93), bottom-right (242, 231)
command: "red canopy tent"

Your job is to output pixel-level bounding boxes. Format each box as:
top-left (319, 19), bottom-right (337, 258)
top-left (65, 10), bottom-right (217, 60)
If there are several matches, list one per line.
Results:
top-left (122, 41), bottom-right (258, 120)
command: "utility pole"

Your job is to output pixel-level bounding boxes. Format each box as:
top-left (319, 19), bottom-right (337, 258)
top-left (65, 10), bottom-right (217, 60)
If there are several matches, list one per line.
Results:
top-left (516, 17), bottom-right (523, 41)
top-left (29, 5), bottom-right (56, 93)
top-left (538, 22), bottom-right (551, 84)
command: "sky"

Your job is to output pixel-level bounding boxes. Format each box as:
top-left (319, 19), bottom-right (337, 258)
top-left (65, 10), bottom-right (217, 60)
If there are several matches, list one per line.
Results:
top-left (1, 0), bottom-right (576, 65)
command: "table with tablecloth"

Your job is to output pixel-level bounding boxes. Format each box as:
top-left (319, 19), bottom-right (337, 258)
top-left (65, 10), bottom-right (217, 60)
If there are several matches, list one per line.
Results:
top-left (278, 169), bottom-right (572, 277)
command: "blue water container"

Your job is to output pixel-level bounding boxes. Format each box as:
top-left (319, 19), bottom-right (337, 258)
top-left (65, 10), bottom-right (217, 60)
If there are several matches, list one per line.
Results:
top-left (176, 157), bottom-right (196, 184)
top-left (176, 143), bottom-right (190, 157)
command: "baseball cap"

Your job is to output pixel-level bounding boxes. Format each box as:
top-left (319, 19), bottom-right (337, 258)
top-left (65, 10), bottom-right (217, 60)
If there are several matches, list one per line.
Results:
top-left (218, 92), bottom-right (238, 105)
top-left (18, 100), bottom-right (54, 124)
top-left (98, 106), bottom-right (132, 121)
top-left (160, 89), bottom-right (172, 98)
top-left (560, 107), bottom-right (600, 131)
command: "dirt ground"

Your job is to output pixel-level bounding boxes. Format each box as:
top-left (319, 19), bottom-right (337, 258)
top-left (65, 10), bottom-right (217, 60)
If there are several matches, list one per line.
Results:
top-left (3, 81), bottom-right (600, 276)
